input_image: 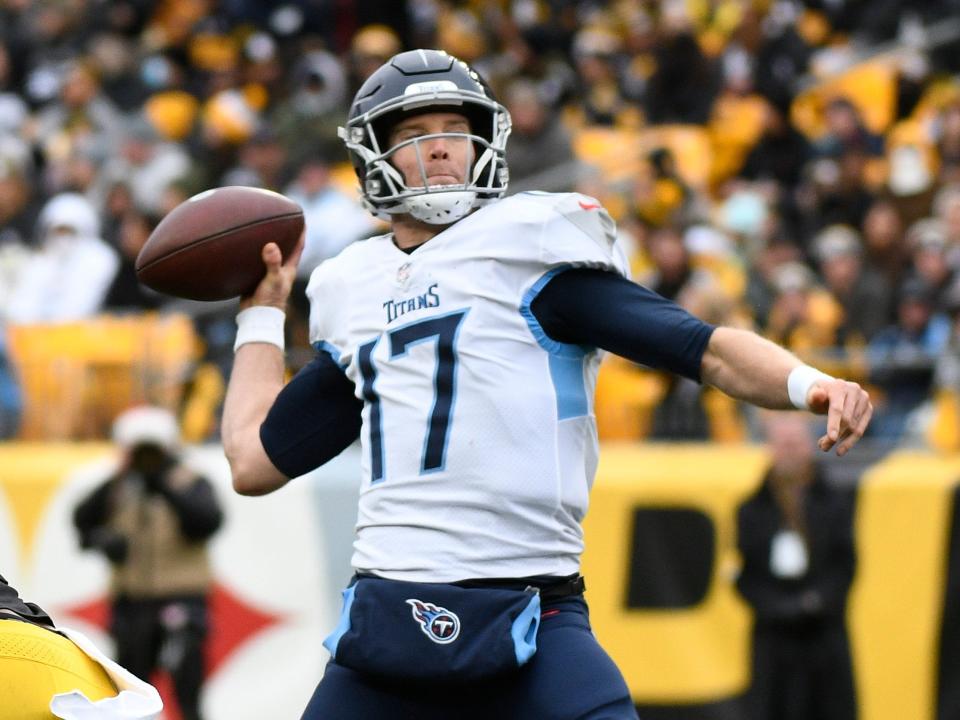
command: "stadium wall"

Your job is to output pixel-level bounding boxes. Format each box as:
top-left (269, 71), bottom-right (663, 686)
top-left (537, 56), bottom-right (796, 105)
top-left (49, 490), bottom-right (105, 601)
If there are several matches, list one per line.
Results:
top-left (0, 442), bottom-right (957, 720)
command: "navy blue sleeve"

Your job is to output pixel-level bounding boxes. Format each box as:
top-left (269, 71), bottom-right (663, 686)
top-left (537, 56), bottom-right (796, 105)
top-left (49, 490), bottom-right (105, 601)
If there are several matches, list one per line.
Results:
top-left (531, 268), bottom-right (716, 382)
top-left (259, 351), bottom-right (363, 478)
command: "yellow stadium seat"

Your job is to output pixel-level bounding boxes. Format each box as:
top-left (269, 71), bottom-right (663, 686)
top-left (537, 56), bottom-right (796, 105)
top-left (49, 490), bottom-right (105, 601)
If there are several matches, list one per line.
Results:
top-left (6, 314), bottom-right (200, 440)
top-left (145, 91), bottom-right (199, 141)
top-left (908, 77), bottom-right (960, 125)
top-left (708, 94), bottom-right (769, 184)
top-left (927, 388), bottom-right (960, 453)
top-left (791, 58), bottom-right (898, 140)
top-left (572, 126), bottom-right (643, 183)
top-left (595, 358), bottom-right (667, 441)
top-left (639, 125), bottom-right (713, 189)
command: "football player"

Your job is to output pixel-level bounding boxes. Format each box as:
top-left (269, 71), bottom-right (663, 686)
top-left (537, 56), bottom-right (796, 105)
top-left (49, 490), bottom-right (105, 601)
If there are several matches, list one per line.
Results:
top-left (221, 50), bottom-right (872, 719)
top-left (0, 573), bottom-right (163, 719)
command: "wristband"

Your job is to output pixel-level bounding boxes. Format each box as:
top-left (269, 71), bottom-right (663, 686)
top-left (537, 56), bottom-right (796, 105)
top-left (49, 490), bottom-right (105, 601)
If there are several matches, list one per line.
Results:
top-left (234, 306), bottom-right (285, 352)
top-left (787, 365), bottom-right (833, 410)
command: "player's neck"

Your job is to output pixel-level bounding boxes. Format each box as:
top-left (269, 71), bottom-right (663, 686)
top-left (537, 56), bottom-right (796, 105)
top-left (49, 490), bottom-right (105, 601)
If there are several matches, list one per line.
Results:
top-left (391, 215), bottom-right (449, 251)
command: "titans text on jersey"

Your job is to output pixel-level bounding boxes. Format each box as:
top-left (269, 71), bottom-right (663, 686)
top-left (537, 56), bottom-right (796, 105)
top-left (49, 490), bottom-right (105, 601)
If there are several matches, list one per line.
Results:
top-left (384, 283), bottom-right (441, 324)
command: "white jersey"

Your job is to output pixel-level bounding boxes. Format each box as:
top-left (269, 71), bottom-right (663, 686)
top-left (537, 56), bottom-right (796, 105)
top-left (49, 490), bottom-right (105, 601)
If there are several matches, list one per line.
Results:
top-left (307, 192), bottom-right (628, 582)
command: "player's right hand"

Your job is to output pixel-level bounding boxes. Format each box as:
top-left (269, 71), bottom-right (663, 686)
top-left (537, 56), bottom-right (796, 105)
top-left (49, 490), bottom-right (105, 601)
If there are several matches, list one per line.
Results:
top-left (240, 231), bottom-right (305, 311)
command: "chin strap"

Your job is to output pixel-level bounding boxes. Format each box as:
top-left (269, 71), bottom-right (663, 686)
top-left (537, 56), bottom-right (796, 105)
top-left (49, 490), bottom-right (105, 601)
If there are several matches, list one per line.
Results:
top-left (405, 191), bottom-right (477, 224)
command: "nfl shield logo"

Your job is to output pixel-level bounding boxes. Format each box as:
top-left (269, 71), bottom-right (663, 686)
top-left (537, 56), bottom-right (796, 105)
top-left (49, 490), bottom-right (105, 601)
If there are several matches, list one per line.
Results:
top-left (406, 598), bottom-right (461, 644)
top-left (396, 262), bottom-right (412, 287)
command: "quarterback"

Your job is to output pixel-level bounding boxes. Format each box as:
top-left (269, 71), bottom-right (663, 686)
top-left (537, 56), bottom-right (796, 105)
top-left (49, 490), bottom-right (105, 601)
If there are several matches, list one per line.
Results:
top-left (222, 50), bottom-right (872, 719)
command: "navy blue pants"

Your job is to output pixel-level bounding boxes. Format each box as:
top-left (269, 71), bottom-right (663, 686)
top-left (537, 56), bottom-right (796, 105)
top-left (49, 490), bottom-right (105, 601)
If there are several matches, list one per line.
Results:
top-left (301, 596), bottom-right (638, 719)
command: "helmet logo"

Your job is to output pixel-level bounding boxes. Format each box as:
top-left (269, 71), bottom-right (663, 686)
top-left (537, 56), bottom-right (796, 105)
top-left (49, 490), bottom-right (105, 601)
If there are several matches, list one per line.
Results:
top-left (406, 599), bottom-right (461, 644)
top-left (404, 80), bottom-right (459, 96)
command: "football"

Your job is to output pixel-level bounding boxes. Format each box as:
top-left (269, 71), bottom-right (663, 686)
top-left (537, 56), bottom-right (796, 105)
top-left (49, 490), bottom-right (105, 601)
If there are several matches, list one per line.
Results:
top-left (136, 186), bottom-right (304, 301)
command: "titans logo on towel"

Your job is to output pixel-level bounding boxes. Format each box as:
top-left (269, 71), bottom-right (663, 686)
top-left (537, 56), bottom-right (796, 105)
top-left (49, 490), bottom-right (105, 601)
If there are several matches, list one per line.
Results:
top-left (406, 599), bottom-right (461, 644)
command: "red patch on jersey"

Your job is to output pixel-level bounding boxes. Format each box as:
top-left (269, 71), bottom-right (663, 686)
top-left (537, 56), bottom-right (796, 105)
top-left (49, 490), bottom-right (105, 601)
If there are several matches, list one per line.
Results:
top-left (578, 201), bottom-right (601, 210)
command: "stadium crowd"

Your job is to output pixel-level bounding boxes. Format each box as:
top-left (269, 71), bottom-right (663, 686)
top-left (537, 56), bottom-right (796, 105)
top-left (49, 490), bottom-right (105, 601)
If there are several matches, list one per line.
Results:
top-left (2, 0), bottom-right (960, 448)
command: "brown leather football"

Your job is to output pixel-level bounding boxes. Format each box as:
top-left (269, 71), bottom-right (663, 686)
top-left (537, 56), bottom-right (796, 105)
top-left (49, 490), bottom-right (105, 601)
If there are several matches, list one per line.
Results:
top-left (136, 186), bottom-right (304, 301)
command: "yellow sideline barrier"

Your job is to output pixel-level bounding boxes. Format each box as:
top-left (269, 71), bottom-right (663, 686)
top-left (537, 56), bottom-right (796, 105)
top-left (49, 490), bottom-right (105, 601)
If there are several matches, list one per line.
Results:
top-left (849, 452), bottom-right (960, 720)
top-left (582, 444), bottom-right (960, 720)
top-left (0, 443), bottom-right (112, 562)
top-left (582, 443), bottom-right (766, 702)
top-left (2, 443), bottom-right (958, 719)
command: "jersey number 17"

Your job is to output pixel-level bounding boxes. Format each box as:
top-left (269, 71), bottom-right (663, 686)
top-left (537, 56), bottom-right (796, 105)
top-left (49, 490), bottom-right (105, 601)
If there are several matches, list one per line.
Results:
top-left (357, 309), bottom-right (469, 483)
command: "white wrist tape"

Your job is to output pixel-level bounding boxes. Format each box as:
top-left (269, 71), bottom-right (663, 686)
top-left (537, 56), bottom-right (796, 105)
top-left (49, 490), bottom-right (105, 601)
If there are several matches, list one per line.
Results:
top-left (787, 365), bottom-right (833, 410)
top-left (234, 306), bottom-right (285, 352)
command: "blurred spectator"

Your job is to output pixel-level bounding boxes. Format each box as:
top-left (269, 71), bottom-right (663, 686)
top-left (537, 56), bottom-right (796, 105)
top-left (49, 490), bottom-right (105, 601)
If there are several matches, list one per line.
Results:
top-left (92, 115), bottom-right (193, 216)
top-left (640, 225), bottom-right (693, 301)
top-left (159, 179), bottom-right (195, 218)
top-left (644, 10), bottom-right (719, 124)
top-left (861, 198), bottom-right (909, 286)
top-left (285, 157), bottom-right (377, 280)
top-left (630, 147), bottom-right (697, 228)
top-left (707, 47), bottom-right (771, 184)
top-left (797, 154), bottom-right (875, 240)
top-left (812, 224), bottom-right (892, 343)
top-left (0, 137), bottom-right (42, 249)
top-left (740, 104), bottom-right (812, 191)
top-left (87, 31), bottom-right (145, 112)
top-left (284, 155), bottom-right (378, 357)
top-left (347, 24), bottom-right (402, 94)
top-left (764, 261), bottom-right (843, 354)
top-left (736, 411), bottom-right (857, 720)
top-left (270, 48), bottom-right (347, 160)
top-left (744, 237), bottom-right (804, 332)
top-left (571, 25), bottom-right (636, 127)
top-left (94, 116), bottom-right (192, 213)
top-left (934, 100), bottom-right (960, 179)
top-left (32, 59), bottom-right (124, 174)
top-left (2, 193), bottom-right (119, 324)
top-left (241, 31), bottom-right (284, 107)
top-left (74, 405), bottom-right (223, 720)
top-left (101, 180), bottom-right (137, 245)
top-left (906, 218), bottom-right (955, 310)
top-left (0, 326), bottom-right (22, 439)
top-left (752, 5), bottom-right (812, 114)
top-left (813, 98), bottom-right (884, 159)
top-left (141, 55), bottom-right (201, 144)
top-left (887, 140), bottom-right (938, 223)
top-left (0, 45), bottom-right (29, 135)
top-left (504, 78), bottom-right (578, 193)
top-left (868, 278), bottom-right (951, 439)
top-left (221, 126), bottom-right (289, 189)
top-left (716, 183), bottom-right (772, 251)
top-left (103, 209), bottom-right (165, 312)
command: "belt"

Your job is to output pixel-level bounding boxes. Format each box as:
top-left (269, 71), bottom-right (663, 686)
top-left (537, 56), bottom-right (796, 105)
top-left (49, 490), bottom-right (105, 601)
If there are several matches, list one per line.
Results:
top-left (453, 574), bottom-right (586, 601)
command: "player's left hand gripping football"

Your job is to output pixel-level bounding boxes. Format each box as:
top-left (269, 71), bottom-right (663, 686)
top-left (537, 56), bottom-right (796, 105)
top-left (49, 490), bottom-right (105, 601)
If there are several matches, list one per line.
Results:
top-left (240, 232), bottom-right (305, 311)
top-left (807, 378), bottom-right (873, 456)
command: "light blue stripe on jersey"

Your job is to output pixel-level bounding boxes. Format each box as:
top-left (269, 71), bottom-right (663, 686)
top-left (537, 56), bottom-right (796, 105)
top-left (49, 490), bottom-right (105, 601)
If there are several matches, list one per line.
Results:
top-left (313, 340), bottom-right (347, 369)
top-left (547, 355), bottom-right (588, 419)
top-left (520, 267), bottom-right (590, 420)
top-left (322, 584), bottom-right (357, 658)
